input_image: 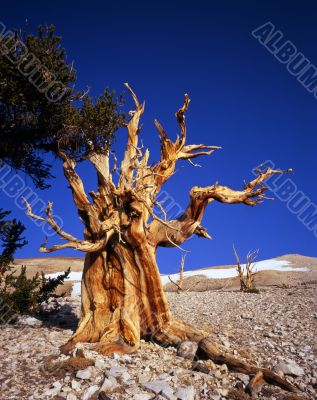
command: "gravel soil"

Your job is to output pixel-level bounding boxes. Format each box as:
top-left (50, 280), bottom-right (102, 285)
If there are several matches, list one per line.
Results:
top-left (0, 283), bottom-right (316, 400)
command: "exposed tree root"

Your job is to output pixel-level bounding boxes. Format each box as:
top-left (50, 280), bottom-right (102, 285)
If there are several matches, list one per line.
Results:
top-left (91, 338), bottom-right (139, 356)
top-left (61, 316), bottom-right (300, 394)
top-left (199, 338), bottom-right (299, 393)
top-left (152, 319), bottom-right (300, 395)
top-left (61, 335), bottom-right (139, 356)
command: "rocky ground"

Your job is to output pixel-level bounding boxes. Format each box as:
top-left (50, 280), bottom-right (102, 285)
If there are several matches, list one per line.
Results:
top-left (0, 282), bottom-right (316, 400)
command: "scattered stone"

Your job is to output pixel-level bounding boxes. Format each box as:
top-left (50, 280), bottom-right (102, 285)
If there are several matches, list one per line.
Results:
top-left (143, 380), bottom-right (176, 400)
top-left (170, 367), bottom-right (190, 378)
top-left (99, 392), bottom-right (112, 400)
top-left (214, 370), bottom-right (222, 379)
top-left (107, 366), bottom-right (130, 382)
top-left (205, 360), bottom-right (217, 371)
top-left (219, 364), bottom-right (228, 374)
top-left (1, 277), bottom-right (317, 400)
top-left (71, 379), bottom-right (81, 391)
top-left (133, 394), bottom-right (153, 400)
top-left (52, 380), bottom-right (63, 389)
top-left (76, 366), bottom-right (95, 380)
top-left (42, 386), bottom-right (61, 397)
top-left (218, 387), bottom-right (229, 396)
top-left (177, 341), bottom-right (198, 361)
top-left (241, 313), bottom-right (253, 320)
top-left (274, 359), bottom-right (305, 376)
top-left (175, 385), bottom-right (195, 400)
top-left (82, 385), bottom-right (99, 400)
top-left (222, 377), bottom-right (229, 386)
top-left (17, 315), bottom-right (42, 327)
top-left (66, 394), bottom-right (78, 400)
top-left (235, 373), bottom-right (249, 386)
top-left (222, 339), bottom-right (231, 349)
top-left (95, 359), bottom-right (107, 369)
top-left (100, 376), bottom-right (118, 392)
top-left (208, 393), bottom-right (221, 400)
top-left (192, 361), bottom-right (210, 374)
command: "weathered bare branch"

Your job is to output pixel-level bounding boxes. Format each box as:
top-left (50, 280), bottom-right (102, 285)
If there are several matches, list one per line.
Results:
top-left (58, 150), bottom-right (91, 209)
top-left (23, 197), bottom-right (114, 253)
top-left (178, 144), bottom-right (221, 160)
top-left (179, 253), bottom-right (186, 291)
top-left (149, 167), bottom-right (291, 247)
top-left (87, 151), bottom-right (117, 213)
top-left (88, 152), bottom-right (110, 183)
top-left (23, 198), bottom-right (77, 242)
top-left (151, 94), bottom-right (220, 198)
top-left (167, 254), bottom-right (188, 293)
top-left (194, 224), bottom-right (212, 240)
top-left (124, 82), bottom-right (140, 108)
top-left (119, 83), bottom-right (145, 189)
top-left (39, 236), bottom-right (110, 253)
top-left (132, 191), bottom-right (180, 232)
top-left (154, 119), bottom-right (168, 141)
top-left (175, 93), bottom-right (190, 151)
top-left (192, 167), bottom-right (293, 206)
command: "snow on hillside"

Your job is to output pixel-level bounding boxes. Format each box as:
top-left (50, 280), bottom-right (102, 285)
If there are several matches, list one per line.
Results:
top-left (46, 258), bottom-right (309, 296)
top-left (160, 259), bottom-right (308, 285)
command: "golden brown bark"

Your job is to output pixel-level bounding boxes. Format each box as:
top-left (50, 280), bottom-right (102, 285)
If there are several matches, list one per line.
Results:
top-left (25, 85), bottom-right (297, 394)
top-left (61, 241), bottom-right (171, 355)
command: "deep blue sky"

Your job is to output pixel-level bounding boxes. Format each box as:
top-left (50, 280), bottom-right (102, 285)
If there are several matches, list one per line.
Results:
top-left (1, 1), bottom-right (317, 273)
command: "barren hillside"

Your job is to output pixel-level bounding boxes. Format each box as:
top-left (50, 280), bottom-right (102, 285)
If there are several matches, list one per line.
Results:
top-left (12, 254), bottom-right (317, 295)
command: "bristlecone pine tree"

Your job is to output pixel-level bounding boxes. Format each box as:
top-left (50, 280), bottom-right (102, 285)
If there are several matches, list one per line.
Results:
top-left (24, 84), bottom-right (297, 393)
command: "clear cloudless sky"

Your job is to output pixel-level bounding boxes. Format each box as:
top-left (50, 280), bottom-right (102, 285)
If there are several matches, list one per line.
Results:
top-left (1, 0), bottom-right (316, 273)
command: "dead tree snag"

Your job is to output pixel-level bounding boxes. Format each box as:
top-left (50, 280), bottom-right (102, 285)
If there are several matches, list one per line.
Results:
top-left (234, 246), bottom-right (259, 293)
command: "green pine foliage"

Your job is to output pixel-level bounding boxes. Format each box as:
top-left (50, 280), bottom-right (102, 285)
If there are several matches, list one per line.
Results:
top-left (0, 209), bottom-right (70, 321)
top-left (0, 24), bottom-right (125, 188)
top-left (0, 208), bottom-right (27, 275)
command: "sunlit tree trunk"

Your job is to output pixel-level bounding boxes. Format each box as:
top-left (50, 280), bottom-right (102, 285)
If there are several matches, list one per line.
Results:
top-left (63, 243), bottom-right (171, 354)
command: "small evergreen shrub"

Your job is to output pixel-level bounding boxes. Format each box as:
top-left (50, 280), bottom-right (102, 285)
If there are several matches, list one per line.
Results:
top-left (0, 208), bottom-right (70, 322)
top-left (1, 265), bottom-right (70, 317)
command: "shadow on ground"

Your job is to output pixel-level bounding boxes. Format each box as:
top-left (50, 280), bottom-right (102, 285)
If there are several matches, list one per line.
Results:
top-left (40, 303), bottom-right (79, 330)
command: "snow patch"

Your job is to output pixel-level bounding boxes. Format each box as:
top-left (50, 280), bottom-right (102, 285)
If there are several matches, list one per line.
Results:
top-left (71, 281), bottom-right (81, 296)
top-left (47, 271), bottom-right (83, 281)
top-left (46, 258), bottom-right (308, 296)
top-left (160, 259), bottom-right (308, 285)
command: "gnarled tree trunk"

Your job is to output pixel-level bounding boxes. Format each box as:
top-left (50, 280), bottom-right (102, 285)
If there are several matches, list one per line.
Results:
top-left (24, 84), bottom-right (298, 394)
top-left (63, 242), bottom-right (171, 355)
